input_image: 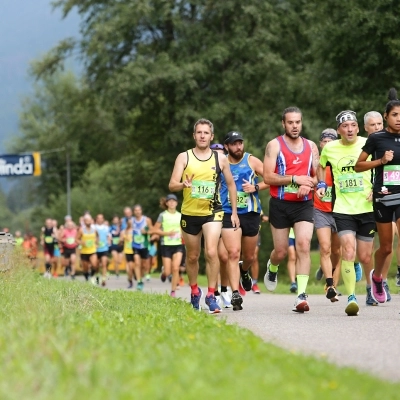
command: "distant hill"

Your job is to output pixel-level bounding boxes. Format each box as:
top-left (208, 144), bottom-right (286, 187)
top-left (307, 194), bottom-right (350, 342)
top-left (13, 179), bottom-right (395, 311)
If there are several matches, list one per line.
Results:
top-left (0, 0), bottom-right (80, 152)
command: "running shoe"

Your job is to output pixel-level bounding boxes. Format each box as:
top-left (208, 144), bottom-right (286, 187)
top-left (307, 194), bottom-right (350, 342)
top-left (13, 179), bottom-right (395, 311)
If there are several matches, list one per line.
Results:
top-left (96, 276), bottom-right (100, 285)
top-left (71, 274), bottom-right (76, 280)
top-left (345, 294), bottom-right (359, 316)
top-left (264, 260), bottom-right (278, 291)
top-left (370, 270), bottom-right (387, 303)
top-left (170, 291), bottom-right (176, 298)
top-left (315, 267), bottom-right (323, 281)
top-left (384, 281), bottom-right (391, 302)
top-left (354, 262), bottom-right (362, 282)
top-left (231, 291), bottom-right (243, 311)
top-left (137, 281), bottom-right (144, 291)
top-left (205, 295), bottom-right (221, 314)
top-left (396, 273), bottom-right (400, 287)
top-left (90, 277), bottom-right (97, 286)
top-left (101, 277), bottom-right (106, 287)
top-left (168, 274), bottom-right (172, 283)
top-left (179, 277), bottom-right (185, 286)
top-left (160, 273), bottom-right (166, 282)
top-left (190, 288), bottom-right (203, 311)
top-left (52, 273), bottom-right (58, 278)
top-left (366, 287), bottom-right (378, 306)
top-left (145, 274), bottom-right (151, 282)
top-left (238, 284), bottom-right (246, 296)
top-left (239, 267), bottom-right (253, 292)
top-left (324, 284), bottom-right (339, 302)
top-left (289, 282), bottom-right (297, 293)
top-left (292, 293), bottom-right (309, 313)
top-left (127, 280), bottom-right (133, 289)
top-left (221, 291), bottom-right (233, 308)
top-left (252, 283), bottom-right (261, 294)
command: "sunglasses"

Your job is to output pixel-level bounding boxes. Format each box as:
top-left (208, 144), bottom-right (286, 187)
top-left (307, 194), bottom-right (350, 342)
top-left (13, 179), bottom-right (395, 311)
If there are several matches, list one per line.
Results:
top-left (210, 144), bottom-right (224, 150)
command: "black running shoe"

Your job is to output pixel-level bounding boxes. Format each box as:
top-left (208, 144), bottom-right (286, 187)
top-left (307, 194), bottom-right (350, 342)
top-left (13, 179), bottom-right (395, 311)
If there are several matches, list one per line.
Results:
top-left (231, 292), bottom-right (243, 311)
top-left (239, 264), bottom-right (253, 292)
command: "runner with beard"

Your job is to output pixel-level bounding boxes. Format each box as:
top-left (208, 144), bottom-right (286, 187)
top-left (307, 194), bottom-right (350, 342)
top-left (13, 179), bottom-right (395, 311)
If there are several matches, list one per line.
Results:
top-left (263, 107), bottom-right (319, 313)
top-left (219, 131), bottom-right (268, 310)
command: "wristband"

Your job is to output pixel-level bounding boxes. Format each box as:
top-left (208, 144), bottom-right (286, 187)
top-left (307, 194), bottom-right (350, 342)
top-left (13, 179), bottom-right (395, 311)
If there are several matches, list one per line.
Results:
top-left (316, 181), bottom-right (328, 190)
top-left (254, 184), bottom-right (259, 192)
top-left (292, 175), bottom-right (297, 185)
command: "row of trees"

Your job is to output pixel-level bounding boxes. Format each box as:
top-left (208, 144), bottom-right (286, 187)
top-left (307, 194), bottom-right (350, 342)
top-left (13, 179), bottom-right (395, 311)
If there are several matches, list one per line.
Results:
top-left (6, 0), bottom-right (400, 260)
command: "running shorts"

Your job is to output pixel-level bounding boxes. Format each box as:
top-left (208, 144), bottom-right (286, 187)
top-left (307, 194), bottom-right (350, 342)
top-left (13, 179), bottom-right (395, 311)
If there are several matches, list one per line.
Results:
top-left (180, 212), bottom-right (223, 236)
top-left (314, 208), bottom-right (337, 232)
top-left (222, 212), bottom-right (260, 237)
top-left (81, 253), bottom-right (96, 262)
top-left (374, 193), bottom-right (400, 223)
top-left (63, 247), bottom-right (76, 259)
top-left (333, 212), bottom-right (375, 242)
top-left (133, 248), bottom-right (149, 259)
top-left (269, 197), bottom-right (314, 229)
top-left (160, 245), bottom-right (184, 259)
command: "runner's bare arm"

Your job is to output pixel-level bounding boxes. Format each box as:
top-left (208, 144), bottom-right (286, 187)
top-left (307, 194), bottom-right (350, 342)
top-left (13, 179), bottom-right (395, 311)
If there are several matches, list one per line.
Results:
top-left (355, 150), bottom-right (393, 172)
top-left (219, 154), bottom-right (240, 229)
top-left (309, 141), bottom-right (319, 184)
top-left (316, 164), bottom-right (326, 198)
top-left (249, 155), bottom-right (269, 190)
top-left (168, 152), bottom-right (187, 192)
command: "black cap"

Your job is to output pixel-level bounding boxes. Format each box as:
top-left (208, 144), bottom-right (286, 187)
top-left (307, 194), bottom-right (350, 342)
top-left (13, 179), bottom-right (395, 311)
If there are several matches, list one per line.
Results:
top-left (224, 131), bottom-right (244, 144)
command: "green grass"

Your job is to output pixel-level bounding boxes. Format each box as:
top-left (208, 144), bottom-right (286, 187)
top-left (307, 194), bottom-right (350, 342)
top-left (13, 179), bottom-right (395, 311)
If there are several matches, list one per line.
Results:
top-left (2, 259), bottom-right (400, 399)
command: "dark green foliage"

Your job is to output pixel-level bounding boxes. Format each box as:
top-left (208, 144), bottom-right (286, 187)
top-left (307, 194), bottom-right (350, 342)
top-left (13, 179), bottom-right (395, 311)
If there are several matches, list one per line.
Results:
top-left (9, 0), bottom-right (400, 264)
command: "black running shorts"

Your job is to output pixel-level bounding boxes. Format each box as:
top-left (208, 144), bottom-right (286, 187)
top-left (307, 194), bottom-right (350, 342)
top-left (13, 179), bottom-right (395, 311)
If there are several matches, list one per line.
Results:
top-left (81, 253), bottom-right (96, 262)
top-left (222, 212), bottom-right (260, 237)
top-left (63, 247), bottom-right (76, 259)
top-left (160, 245), bottom-right (184, 259)
top-left (269, 197), bottom-right (314, 229)
top-left (333, 212), bottom-right (375, 242)
top-left (181, 212), bottom-right (223, 236)
top-left (133, 248), bottom-right (149, 259)
top-left (125, 253), bottom-right (134, 262)
top-left (373, 193), bottom-right (400, 223)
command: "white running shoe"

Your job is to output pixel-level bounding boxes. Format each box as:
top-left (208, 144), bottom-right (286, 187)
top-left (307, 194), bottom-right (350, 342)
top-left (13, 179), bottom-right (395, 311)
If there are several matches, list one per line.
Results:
top-left (264, 260), bottom-right (278, 291)
top-left (292, 293), bottom-right (309, 313)
top-left (220, 291), bottom-right (233, 308)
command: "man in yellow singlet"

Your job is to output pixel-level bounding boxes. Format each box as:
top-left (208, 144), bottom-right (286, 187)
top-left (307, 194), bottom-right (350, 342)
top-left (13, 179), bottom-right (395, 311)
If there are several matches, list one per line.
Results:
top-left (169, 118), bottom-right (239, 313)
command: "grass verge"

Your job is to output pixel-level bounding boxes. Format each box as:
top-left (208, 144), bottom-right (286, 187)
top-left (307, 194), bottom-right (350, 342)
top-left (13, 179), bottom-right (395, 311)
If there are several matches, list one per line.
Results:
top-left (1, 261), bottom-right (399, 399)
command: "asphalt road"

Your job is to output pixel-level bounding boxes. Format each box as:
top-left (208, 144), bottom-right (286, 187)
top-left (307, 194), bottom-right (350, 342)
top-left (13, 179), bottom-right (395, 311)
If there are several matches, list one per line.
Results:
top-left (80, 274), bottom-right (400, 382)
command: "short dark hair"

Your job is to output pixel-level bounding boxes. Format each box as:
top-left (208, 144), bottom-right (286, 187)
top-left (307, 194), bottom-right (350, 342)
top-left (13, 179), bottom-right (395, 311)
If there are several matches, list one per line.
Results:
top-left (282, 107), bottom-right (302, 121)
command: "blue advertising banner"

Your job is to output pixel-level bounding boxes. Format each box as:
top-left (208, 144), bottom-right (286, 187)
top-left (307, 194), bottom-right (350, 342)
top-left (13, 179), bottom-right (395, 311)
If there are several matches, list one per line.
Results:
top-left (0, 153), bottom-right (41, 177)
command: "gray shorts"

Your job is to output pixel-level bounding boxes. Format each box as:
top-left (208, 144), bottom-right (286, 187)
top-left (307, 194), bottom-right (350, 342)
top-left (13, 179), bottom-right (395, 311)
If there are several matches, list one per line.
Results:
top-left (314, 208), bottom-right (337, 232)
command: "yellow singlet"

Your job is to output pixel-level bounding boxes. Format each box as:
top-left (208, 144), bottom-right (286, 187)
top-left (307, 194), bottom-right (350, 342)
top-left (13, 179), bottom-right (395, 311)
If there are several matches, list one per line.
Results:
top-left (81, 227), bottom-right (96, 254)
top-left (181, 149), bottom-right (222, 216)
top-left (123, 231), bottom-right (134, 255)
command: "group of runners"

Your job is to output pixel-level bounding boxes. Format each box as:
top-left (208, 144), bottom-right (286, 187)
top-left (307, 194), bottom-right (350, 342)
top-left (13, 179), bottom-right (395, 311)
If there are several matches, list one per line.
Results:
top-left (168, 87), bottom-right (400, 316)
top-left (16, 206), bottom-right (163, 290)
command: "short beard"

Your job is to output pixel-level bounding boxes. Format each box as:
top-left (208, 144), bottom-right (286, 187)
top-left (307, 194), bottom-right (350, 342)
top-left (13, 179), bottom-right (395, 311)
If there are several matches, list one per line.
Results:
top-left (284, 130), bottom-right (301, 140)
top-left (228, 149), bottom-right (243, 161)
